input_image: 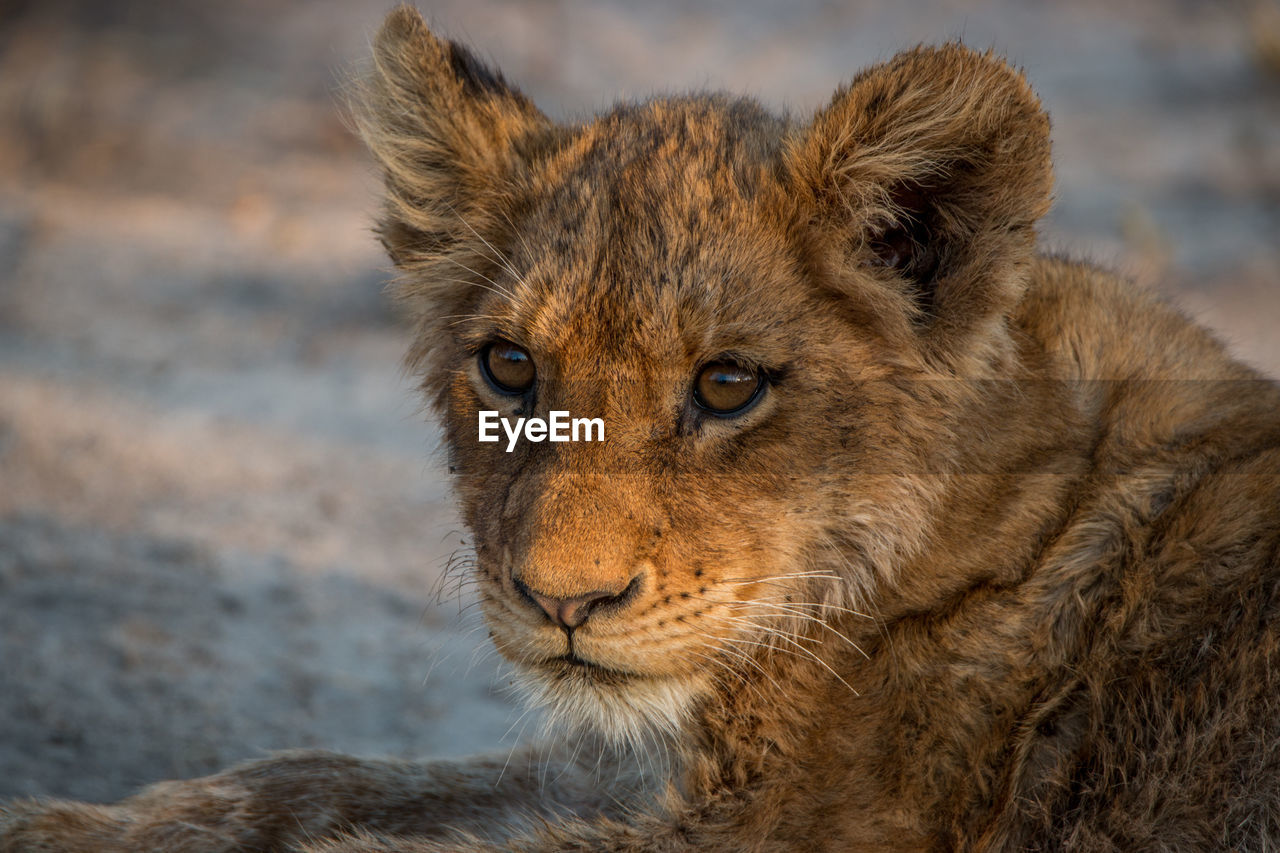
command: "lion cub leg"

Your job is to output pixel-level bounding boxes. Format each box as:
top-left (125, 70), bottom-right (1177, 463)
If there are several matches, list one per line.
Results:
top-left (0, 745), bottom-right (626, 853)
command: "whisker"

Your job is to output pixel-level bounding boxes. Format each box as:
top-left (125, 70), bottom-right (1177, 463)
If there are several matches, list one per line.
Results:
top-left (731, 629), bottom-right (861, 697)
top-left (697, 635), bottom-right (789, 696)
top-left (442, 200), bottom-right (524, 283)
top-left (692, 607), bottom-right (864, 695)
top-left (711, 601), bottom-right (871, 660)
top-left (690, 594), bottom-right (871, 657)
top-left (685, 646), bottom-right (771, 706)
top-left (494, 205), bottom-right (537, 263)
top-left (437, 258), bottom-right (516, 301)
top-left (444, 313), bottom-right (500, 328)
top-left (496, 705), bottom-right (539, 787)
top-left (716, 590), bottom-right (873, 621)
top-left (717, 572), bottom-right (843, 584)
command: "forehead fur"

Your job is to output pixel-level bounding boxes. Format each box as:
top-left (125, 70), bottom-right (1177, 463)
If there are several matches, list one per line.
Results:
top-left (481, 96), bottom-right (810, 374)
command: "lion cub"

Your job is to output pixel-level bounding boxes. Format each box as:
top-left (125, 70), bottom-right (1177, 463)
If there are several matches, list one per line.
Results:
top-left (4, 5), bottom-right (1280, 851)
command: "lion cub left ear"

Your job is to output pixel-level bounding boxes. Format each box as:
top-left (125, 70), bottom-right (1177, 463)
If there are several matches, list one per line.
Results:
top-left (353, 5), bottom-right (554, 269)
top-left (787, 44), bottom-right (1052, 356)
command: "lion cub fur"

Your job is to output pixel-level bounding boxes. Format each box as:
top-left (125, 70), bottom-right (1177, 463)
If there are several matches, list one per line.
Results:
top-left (4, 5), bottom-right (1280, 852)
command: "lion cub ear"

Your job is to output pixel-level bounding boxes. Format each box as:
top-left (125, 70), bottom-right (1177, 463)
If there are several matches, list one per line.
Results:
top-left (353, 5), bottom-right (553, 268)
top-left (786, 44), bottom-right (1052, 355)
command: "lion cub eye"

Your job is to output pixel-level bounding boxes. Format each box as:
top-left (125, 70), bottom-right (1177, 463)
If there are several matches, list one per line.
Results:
top-left (480, 339), bottom-right (536, 394)
top-left (693, 360), bottom-right (763, 416)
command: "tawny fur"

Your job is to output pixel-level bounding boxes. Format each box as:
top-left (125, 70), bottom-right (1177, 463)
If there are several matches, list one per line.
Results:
top-left (4, 6), bottom-right (1279, 852)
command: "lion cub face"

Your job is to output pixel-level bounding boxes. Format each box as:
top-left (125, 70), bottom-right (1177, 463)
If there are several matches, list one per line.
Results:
top-left (358, 9), bottom-right (1052, 740)
top-left (443, 104), bottom-right (854, 738)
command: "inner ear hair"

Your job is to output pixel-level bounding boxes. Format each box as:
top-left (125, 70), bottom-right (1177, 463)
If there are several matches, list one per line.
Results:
top-left (865, 181), bottom-right (944, 320)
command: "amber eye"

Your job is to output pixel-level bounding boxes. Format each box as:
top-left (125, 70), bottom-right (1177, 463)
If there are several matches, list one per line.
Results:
top-left (480, 339), bottom-right (535, 394)
top-left (693, 360), bottom-right (763, 415)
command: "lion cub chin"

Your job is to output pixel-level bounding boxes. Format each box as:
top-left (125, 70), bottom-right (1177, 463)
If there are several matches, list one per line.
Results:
top-left (4, 5), bottom-right (1279, 852)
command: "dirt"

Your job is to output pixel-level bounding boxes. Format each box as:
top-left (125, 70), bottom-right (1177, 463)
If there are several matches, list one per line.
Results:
top-left (1, 0), bottom-right (1277, 802)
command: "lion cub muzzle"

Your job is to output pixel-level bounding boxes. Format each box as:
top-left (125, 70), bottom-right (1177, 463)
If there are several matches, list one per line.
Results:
top-left (503, 469), bottom-right (656, 634)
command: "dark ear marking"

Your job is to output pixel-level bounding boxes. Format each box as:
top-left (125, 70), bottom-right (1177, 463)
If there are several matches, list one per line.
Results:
top-left (865, 182), bottom-right (941, 319)
top-left (445, 40), bottom-right (515, 98)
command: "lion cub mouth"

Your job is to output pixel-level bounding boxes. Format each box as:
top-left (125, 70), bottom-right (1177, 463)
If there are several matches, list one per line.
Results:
top-left (546, 653), bottom-right (644, 685)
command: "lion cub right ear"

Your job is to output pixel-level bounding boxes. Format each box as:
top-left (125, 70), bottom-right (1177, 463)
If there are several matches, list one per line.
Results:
top-left (353, 5), bottom-right (553, 269)
top-left (786, 45), bottom-right (1053, 365)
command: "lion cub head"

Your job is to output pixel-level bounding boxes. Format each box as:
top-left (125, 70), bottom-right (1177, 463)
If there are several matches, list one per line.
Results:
top-left (357, 7), bottom-right (1052, 743)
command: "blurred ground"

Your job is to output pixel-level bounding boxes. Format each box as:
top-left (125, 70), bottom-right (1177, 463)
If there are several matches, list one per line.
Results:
top-left (1, 0), bottom-right (1277, 803)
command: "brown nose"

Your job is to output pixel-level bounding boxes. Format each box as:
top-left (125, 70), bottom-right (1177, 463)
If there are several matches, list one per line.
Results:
top-left (513, 575), bottom-right (642, 630)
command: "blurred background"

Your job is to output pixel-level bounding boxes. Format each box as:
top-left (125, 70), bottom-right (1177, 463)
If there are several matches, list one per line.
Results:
top-left (1, 0), bottom-right (1277, 802)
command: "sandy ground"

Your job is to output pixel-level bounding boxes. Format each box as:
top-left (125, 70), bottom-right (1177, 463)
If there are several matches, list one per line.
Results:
top-left (1, 0), bottom-right (1277, 803)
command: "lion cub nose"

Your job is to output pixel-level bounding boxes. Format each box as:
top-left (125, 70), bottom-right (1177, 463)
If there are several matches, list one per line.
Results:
top-left (513, 576), bottom-right (641, 630)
